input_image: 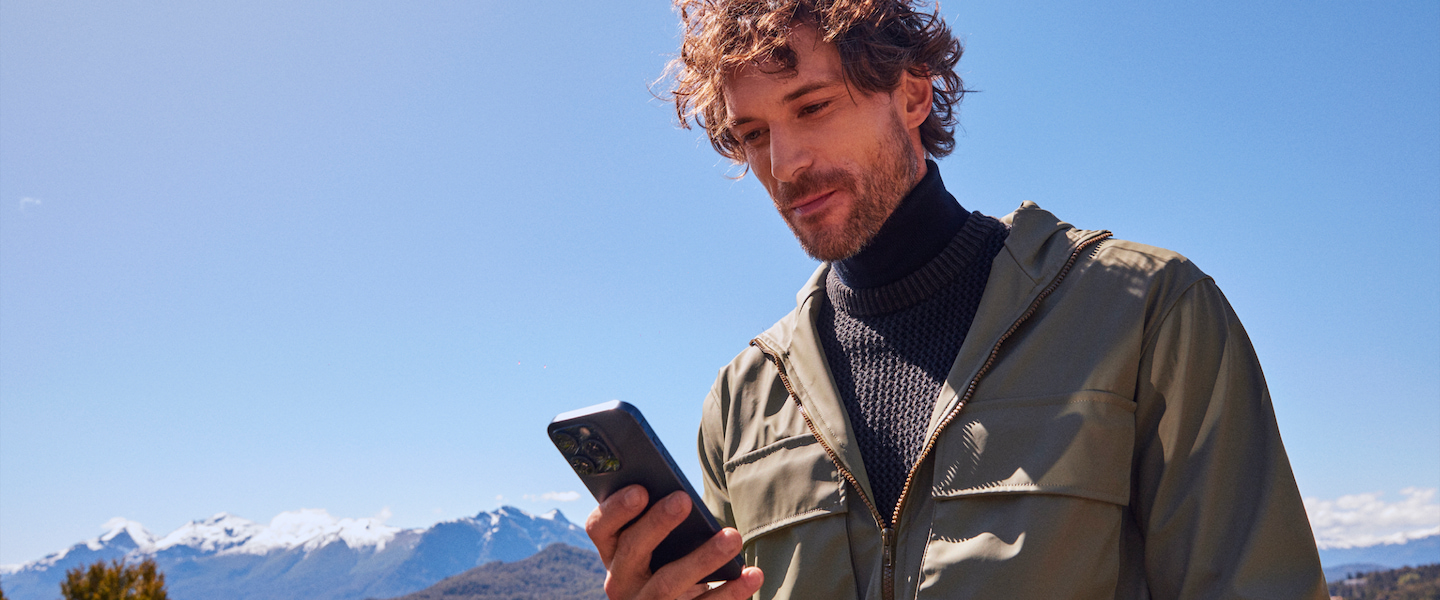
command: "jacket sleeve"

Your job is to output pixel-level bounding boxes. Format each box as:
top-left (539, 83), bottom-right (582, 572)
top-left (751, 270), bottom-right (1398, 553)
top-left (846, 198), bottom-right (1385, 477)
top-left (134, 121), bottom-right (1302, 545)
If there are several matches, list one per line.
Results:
top-left (1131, 277), bottom-right (1327, 599)
top-left (698, 385), bottom-right (736, 530)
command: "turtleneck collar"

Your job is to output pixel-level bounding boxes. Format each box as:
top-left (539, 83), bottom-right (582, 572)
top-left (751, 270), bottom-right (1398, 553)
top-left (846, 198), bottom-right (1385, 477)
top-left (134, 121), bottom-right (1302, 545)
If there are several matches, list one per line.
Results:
top-left (831, 159), bottom-right (969, 289)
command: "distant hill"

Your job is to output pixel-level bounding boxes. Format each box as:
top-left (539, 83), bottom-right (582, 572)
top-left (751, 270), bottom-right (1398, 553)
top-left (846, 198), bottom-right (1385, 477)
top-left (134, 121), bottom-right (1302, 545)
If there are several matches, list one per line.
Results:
top-left (380, 543), bottom-right (605, 600)
top-left (1319, 534), bottom-right (1440, 574)
top-left (1325, 563), bottom-right (1389, 584)
top-left (0, 507), bottom-right (592, 600)
top-left (1327, 563), bottom-right (1440, 599)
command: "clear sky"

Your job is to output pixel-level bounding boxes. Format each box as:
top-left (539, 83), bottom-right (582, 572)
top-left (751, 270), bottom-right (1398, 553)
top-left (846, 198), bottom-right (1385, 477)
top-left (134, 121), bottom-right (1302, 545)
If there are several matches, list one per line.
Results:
top-left (2, 0), bottom-right (1437, 565)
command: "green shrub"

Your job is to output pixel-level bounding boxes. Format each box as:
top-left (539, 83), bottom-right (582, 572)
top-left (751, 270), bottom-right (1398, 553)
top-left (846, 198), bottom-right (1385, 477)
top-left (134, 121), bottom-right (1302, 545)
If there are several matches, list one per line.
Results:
top-left (60, 558), bottom-right (168, 600)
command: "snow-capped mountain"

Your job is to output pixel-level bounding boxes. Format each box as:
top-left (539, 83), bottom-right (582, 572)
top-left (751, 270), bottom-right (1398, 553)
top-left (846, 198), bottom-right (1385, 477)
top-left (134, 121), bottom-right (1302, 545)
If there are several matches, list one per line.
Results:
top-left (145, 509), bottom-right (400, 556)
top-left (0, 506), bottom-right (592, 600)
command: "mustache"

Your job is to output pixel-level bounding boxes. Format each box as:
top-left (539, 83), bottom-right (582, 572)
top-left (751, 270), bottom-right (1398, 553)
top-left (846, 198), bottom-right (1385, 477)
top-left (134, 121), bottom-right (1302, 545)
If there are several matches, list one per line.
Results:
top-left (776, 168), bottom-right (857, 207)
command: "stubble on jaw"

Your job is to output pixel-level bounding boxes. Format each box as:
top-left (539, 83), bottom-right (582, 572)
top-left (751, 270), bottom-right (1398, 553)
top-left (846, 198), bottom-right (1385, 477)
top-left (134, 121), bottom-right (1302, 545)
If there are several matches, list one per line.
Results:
top-left (772, 115), bottom-right (918, 262)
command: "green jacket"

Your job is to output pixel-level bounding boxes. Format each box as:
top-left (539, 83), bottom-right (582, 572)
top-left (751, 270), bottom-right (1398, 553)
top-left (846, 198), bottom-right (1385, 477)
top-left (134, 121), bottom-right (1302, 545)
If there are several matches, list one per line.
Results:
top-left (698, 202), bottom-right (1327, 600)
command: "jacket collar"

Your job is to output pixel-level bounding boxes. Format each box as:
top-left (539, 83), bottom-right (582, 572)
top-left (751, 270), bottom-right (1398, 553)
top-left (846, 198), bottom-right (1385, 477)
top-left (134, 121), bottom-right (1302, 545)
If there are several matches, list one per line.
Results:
top-left (752, 202), bottom-right (1109, 503)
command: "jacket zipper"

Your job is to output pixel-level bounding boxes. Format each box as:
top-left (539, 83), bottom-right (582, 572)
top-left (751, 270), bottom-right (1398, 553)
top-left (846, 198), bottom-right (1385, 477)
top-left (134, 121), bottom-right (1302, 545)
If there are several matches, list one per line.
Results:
top-left (749, 337), bottom-right (889, 529)
top-left (751, 232), bottom-right (1110, 600)
top-left (751, 336), bottom-right (896, 599)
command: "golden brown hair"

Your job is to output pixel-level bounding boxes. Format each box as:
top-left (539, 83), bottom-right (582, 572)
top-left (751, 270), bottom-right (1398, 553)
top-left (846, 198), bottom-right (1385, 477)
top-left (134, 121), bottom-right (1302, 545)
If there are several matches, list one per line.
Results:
top-left (664, 0), bottom-right (967, 162)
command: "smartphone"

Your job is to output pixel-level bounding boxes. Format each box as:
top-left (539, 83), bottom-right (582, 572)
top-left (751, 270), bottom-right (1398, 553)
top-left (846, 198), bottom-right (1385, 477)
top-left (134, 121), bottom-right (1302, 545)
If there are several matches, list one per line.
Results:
top-left (548, 400), bottom-right (744, 583)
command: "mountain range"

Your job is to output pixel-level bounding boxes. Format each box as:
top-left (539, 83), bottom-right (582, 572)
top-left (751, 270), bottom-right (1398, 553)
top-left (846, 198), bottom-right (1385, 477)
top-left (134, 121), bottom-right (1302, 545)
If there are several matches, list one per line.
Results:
top-left (1320, 534), bottom-right (1440, 583)
top-left (4, 507), bottom-right (1437, 597)
top-left (0, 506), bottom-right (593, 600)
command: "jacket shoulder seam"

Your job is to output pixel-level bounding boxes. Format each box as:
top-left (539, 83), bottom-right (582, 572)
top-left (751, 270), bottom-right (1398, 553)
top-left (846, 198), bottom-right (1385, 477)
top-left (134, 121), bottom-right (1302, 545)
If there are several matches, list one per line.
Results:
top-left (1137, 275), bottom-right (1217, 357)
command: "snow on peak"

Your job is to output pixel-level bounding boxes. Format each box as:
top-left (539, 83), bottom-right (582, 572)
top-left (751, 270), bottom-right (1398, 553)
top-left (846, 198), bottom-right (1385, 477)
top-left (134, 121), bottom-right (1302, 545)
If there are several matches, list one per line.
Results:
top-left (93, 518), bottom-right (156, 552)
top-left (10, 505), bottom-right (583, 572)
top-left (451, 506), bottom-right (584, 535)
top-left (446, 506), bottom-right (580, 531)
top-left (153, 512), bottom-right (263, 553)
top-left (489, 506), bottom-right (537, 523)
top-left (79, 509), bottom-right (403, 560)
top-left (18, 518), bottom-right (156, 571)
top-left (235, 508), bottom-right (400, 554)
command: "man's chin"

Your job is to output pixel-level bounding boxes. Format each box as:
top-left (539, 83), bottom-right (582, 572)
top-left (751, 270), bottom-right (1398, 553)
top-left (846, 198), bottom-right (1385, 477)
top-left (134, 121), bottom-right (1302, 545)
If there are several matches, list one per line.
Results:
top-left (795, 230), bottom-right (866, 262)
top-left (785, 210), bottom-right (872, 261)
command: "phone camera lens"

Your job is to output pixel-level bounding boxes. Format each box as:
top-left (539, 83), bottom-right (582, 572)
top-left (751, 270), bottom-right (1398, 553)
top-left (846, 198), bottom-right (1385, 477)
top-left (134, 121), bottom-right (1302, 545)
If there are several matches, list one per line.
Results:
top-left (582, 439), bottom-right (612, 459)
top-left (568, 456), bottom-right (595, 476)
top-left (581, 440), bottom-right (621, 473)
top-left (551, 431), bottom-right (579, 455)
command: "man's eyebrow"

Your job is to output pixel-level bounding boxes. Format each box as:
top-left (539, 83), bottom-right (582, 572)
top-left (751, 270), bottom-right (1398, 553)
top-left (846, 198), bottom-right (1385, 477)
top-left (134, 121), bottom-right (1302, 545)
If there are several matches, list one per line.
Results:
top-left (781, 79), bottom-right (843, 104)
top-left (727, 78), bottom-right (845, 131)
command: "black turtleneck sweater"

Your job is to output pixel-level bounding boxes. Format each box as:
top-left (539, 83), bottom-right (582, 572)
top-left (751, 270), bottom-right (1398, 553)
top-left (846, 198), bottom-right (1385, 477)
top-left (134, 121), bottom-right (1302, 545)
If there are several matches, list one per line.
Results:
top-left (817, 161), bottom-right (1008, 519)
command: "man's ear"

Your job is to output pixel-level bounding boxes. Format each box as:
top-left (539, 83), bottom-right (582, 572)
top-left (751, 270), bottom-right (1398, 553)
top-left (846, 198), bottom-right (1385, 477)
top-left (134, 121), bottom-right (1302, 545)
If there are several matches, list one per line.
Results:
top-left (897, 69), bottom-right (933, 130)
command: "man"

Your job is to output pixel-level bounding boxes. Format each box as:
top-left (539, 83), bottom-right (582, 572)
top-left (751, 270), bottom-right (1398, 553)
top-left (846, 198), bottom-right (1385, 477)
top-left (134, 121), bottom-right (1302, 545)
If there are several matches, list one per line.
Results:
top-left (587, 1), bottom-right (1328, 598)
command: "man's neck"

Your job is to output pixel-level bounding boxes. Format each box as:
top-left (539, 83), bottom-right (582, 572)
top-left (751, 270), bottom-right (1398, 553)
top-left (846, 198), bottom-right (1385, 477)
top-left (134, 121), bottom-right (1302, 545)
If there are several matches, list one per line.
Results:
top-left (831, 160), bottom-right (969, 289)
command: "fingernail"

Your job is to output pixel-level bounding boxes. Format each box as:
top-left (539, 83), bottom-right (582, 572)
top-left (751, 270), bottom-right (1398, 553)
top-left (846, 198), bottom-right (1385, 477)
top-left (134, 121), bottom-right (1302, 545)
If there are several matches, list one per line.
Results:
top-left (625, 487), bottom-right (643, 508)
top-left (666, 493), bottom-right (688, 516)
top-left (722, 529), bottom-right (742, 551)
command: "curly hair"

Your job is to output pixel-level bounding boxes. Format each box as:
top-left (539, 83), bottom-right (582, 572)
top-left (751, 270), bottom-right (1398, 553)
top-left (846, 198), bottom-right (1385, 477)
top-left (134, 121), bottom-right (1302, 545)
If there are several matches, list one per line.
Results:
top-left (664, 0), bottom-right (967, 163)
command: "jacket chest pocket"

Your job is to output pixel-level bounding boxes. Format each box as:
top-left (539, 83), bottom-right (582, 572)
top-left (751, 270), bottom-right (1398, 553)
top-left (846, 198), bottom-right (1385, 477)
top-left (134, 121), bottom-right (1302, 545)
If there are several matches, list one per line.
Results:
top-left (724, 434), bottom-right (855, 600)
top-left (724, 433), bottom-right (845, 539)
top-left (931, 390), bottom-right (1135, 501)
top-left (918, 391), bottom-right (1136, 599)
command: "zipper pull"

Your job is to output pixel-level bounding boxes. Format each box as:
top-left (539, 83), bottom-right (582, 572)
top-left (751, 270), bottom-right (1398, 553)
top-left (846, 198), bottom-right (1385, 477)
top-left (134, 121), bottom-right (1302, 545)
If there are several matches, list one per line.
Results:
top-left (881, 527), bottom-right (896, 568)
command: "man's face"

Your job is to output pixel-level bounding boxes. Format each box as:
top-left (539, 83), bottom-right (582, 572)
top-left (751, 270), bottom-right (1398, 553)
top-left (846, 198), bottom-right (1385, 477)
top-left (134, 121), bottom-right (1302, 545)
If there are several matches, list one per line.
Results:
top-left (723, 25), bottom-right (927, 262)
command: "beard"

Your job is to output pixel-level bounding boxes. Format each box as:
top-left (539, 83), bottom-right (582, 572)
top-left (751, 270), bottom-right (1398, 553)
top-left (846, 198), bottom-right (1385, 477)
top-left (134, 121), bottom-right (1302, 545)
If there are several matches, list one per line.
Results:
top-left (771, 118), bottom-right (918, 262)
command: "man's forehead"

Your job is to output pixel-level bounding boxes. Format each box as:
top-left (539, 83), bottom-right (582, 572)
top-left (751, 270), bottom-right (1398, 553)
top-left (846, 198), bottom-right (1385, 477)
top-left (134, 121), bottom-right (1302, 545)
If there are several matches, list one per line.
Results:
top-left (722, 61), bottom-right (801, 89)
top-left (722, 36), bottom-right (844, 108)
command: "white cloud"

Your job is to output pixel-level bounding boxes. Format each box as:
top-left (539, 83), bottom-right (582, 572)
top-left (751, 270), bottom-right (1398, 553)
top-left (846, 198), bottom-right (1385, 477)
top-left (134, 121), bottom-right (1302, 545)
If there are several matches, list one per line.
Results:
top-left (1305, 487), bottom-right (1440, 549)
top-left (18, 197), bottom-right (41, 211)
top-left (523, 491), bottom-right (582, 502)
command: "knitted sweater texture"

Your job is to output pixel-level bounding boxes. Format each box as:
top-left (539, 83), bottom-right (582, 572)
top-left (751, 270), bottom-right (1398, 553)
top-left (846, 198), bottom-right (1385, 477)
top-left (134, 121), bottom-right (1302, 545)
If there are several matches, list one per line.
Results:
top-left (817, 213), bottom-right (1009, 518)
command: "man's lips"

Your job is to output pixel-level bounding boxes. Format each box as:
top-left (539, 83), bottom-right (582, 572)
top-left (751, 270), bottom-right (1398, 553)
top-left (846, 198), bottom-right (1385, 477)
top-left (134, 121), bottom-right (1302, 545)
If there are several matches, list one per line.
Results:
top-left (789, 190), bottom-right (835, 217)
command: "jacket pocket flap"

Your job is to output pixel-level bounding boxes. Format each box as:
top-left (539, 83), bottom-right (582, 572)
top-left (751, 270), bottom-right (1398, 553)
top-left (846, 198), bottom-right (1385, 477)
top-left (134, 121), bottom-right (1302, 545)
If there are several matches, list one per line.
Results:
top-left (724, 434), bottom-right (845, 540)
top-left (932, 391), bottom-right (1135, 506)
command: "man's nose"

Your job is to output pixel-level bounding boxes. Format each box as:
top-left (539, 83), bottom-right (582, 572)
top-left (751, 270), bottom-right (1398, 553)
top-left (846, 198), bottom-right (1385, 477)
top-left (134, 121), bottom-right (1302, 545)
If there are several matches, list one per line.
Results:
top-left (768, 129), bottom-right (812, 183)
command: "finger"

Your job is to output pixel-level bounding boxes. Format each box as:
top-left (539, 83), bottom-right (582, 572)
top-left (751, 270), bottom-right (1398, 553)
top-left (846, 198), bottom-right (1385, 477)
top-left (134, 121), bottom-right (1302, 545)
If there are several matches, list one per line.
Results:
top-left (642, 527), bottom-right (749, 600)
top-left (676, 583), bottom-right (708, 600)
top-left (610, 491), bottom-right (693, 578)
top-left (695, 567), bottom-right (763, 600)
top-left (585, 485), bottom-right (648, 564)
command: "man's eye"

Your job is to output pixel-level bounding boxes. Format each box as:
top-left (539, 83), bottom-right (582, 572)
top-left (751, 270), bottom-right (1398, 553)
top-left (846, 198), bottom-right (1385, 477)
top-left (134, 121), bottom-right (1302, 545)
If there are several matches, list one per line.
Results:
top-left (800, 101), bottom-right (830, 116)
top-left (741, 129), bottom-right (766, 144)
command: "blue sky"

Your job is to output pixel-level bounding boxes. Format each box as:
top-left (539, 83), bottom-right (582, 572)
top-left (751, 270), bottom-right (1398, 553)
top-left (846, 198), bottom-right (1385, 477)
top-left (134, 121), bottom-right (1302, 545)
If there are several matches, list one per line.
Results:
top-left (2, 0), bottom-right (1437, 565)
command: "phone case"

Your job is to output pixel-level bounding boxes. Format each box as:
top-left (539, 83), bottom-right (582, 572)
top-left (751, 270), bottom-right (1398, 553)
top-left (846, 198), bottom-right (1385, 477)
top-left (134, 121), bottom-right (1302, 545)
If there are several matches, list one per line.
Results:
top-left (548, 400), bottom-right (744, 582)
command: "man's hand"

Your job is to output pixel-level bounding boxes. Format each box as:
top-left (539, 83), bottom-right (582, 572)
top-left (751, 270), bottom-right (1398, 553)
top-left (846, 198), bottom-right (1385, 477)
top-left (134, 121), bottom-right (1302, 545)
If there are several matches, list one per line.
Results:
top-left (585, 484), bottom-right (763, 600)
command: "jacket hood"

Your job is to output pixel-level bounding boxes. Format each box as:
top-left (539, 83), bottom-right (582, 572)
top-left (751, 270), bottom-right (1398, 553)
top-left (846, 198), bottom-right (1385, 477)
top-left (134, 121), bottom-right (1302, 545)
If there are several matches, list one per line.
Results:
top-left (761, 201), bottom-right (1108, 355)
